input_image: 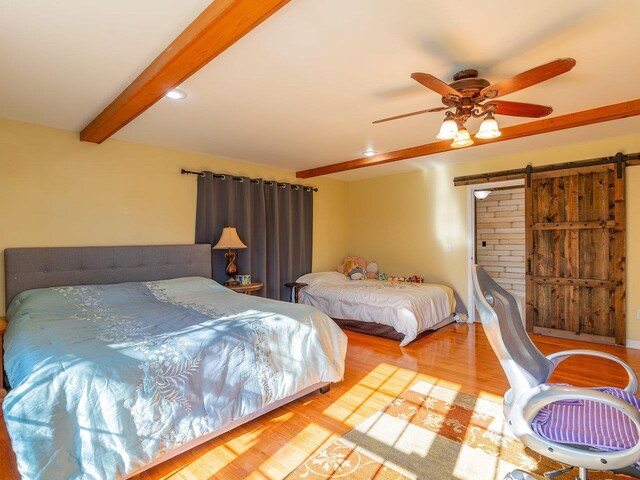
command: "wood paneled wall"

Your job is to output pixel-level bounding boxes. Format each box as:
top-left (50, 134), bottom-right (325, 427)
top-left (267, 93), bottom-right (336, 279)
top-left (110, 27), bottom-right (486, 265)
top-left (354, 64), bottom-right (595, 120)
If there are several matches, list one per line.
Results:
top-left (476, 188), bottom-right (526, 299)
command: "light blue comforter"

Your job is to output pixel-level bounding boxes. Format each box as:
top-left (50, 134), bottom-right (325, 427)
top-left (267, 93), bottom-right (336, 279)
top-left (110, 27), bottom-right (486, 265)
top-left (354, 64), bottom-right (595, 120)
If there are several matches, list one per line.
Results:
top-left (3, 277), bottom-right (347, 479)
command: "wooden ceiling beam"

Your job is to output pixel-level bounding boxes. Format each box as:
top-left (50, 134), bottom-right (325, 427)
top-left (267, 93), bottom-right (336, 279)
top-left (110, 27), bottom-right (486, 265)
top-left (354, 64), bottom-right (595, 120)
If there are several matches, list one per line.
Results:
top-left (80, 0), bottom-right (291, 144)
top-left (296, 99), bottom-right (640, 179)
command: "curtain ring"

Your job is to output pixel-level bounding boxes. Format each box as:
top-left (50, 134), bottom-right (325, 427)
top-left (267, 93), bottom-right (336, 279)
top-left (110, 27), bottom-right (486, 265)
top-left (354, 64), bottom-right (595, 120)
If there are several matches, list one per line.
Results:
top-left (281, 183), bottom-right (286, 189)
top-left (199, 172), bottom-right (206, 177)
top-left (239, 177), bottom-right (244, 183)
top-left (220, 174), bottom-right (226, 180)
top-left (305, 187), bottom-right (311, 192)
top-left (294, 185), bottom-right (300, 190)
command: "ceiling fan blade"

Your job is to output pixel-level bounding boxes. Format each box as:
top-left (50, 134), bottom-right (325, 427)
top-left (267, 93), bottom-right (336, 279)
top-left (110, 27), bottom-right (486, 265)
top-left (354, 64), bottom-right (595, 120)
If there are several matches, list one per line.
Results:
top-left (488, 100), bottom-right (553, 118)
top-left (372, 106), bottom-right (448, 124)
top-left (480, 58), bottom-right (576, 99)
top-left (411, 73), bottom-right (461, 99)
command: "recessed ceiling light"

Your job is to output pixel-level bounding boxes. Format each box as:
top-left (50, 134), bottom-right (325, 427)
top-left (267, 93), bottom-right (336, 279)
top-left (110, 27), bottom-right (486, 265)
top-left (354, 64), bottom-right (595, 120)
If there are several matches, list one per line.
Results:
top-left (363, 149), bottom-right (377, 157)
top-left (166, 89), bottom-right (187, 100)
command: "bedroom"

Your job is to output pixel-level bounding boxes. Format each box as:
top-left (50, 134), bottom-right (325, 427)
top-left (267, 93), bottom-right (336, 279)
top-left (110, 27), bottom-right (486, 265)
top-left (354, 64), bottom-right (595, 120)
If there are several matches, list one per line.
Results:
top-left (2, 0), bottom-right (640, 479)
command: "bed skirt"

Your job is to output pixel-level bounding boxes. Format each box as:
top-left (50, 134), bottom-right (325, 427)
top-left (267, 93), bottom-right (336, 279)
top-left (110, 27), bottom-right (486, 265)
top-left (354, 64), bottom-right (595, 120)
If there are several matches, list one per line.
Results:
top-left (332, 314), bottom-right (457, 343)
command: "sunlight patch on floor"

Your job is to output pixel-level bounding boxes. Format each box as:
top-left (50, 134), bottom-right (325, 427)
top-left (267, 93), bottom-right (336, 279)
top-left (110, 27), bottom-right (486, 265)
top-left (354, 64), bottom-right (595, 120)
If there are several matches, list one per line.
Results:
top-left (163, 365), bottom-right (466, 479)
top-left (323, 363), bottom-right (461, 429)
top-left (171, 424), bottom-right (271, 478)
top-left (251, 422), bottom-right (337, 480)
top-left (224, 424), bottom-right (268, 455)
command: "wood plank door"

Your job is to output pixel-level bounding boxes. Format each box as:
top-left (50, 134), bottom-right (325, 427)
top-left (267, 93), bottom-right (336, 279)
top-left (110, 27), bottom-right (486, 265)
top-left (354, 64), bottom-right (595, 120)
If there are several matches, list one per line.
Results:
top-left (525, 164), bottom-right (626, 345)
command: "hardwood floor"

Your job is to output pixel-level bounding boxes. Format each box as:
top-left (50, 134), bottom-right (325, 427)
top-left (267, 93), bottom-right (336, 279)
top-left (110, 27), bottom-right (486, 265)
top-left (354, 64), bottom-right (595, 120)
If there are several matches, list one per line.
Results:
top-left (2, 323), bottom-right (640, 479)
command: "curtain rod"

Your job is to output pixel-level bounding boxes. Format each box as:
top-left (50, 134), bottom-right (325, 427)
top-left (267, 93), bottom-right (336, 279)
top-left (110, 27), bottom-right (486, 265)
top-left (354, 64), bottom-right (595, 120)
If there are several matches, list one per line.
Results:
top-left (453, 151), bottom-right (640, 186)
top-left (181, 169), bottom-right (318, 192)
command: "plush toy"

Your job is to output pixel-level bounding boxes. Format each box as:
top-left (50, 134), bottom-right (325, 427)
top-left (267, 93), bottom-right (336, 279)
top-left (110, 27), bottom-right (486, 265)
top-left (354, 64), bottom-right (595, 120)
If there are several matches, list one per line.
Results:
top-left (366, 261), bottom-right (379, 279)
top-left (376, 272), bottom-right (388, 281)
top-left (337, 256), bottom-right (367, 275)
top-left (388, 275), bottom-right (405, 282)
top-left (405, 275), bottom-right (424, 284)
top-left (344, 260), bottom-right (367, 280)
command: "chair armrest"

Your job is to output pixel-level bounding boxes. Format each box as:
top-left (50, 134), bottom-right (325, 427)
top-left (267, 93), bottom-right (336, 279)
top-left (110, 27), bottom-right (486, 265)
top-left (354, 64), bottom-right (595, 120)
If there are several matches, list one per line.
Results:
top-left (547, 349), bottom-right (638, 394)
top-left (509, 384), bottom-right (640, 470)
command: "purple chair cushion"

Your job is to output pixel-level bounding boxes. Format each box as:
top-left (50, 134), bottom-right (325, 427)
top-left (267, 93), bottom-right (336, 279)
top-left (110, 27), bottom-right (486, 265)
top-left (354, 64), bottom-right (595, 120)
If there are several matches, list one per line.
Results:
top-left (532, 386), bottom-right (640, 459)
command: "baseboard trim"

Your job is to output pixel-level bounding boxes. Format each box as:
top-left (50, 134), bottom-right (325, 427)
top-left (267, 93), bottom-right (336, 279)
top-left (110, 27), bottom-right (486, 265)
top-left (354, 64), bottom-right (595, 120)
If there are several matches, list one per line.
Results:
top-left (625, 340), bottom-right (640, 350)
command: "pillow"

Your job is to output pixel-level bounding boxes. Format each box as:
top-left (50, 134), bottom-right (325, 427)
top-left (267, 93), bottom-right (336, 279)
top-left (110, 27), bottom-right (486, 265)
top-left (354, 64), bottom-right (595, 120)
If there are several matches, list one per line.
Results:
top-left (344, 260), bottom-right (367, 280)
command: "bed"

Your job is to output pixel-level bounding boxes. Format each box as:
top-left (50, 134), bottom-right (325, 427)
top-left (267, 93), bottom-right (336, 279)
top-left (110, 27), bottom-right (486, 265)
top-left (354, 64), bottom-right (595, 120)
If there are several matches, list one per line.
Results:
top-left (296, 271), bottom-right (466, 347)
top-left (2, 245), bottom-right (347, 480)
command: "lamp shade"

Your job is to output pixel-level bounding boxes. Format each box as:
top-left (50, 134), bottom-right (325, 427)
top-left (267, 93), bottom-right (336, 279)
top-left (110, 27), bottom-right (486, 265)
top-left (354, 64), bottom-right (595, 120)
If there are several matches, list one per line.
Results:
top-left (475, 112), bottom-right (502, 139)
top-left (451, 128), bottom-right (474, 148)
top-left (436, 112), bottom-right (459, 140)
top-left (213, 227), bottom-right (247, 249)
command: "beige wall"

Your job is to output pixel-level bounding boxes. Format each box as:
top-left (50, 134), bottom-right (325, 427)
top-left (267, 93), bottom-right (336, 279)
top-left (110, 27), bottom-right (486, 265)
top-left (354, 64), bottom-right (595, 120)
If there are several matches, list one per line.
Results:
top-left (347, 132), bottom-right (640, 342)
top-left (0, 118), bottom-right (349, 314)
top-left (3, 116), bottom-right (640, 342)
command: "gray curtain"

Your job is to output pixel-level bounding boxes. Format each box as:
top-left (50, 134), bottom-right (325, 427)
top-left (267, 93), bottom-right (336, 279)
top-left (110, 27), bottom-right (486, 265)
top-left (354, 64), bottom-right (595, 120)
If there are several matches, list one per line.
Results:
top-left (264, 181), bottom-right (314, 300)
top-left (195, 172), bottom-right (313, 301)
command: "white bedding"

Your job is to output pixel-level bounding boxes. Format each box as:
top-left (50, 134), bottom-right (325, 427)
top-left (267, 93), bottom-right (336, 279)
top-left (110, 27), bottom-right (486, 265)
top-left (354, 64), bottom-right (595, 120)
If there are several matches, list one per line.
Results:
top-left (296, 271), bottom-right (456, 346)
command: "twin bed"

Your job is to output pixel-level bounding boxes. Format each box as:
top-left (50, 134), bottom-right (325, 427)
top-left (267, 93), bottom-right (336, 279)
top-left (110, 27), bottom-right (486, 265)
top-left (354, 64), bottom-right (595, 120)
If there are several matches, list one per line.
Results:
top-left (2, 245), bottom-right (347, 480)
top-left (296, 271), bottom-right (466, 347)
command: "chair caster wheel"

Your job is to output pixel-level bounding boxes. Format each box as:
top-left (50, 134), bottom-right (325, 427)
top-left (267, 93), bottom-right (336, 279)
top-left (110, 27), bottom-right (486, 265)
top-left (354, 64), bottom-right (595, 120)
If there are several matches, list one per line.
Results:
top-left (504, 470), bottom-right (538, 480)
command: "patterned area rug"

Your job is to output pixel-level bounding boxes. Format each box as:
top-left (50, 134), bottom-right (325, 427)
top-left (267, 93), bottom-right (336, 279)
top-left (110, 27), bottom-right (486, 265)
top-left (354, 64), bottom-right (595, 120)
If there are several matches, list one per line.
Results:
top-left (286, 381), bottom-right (636, 480)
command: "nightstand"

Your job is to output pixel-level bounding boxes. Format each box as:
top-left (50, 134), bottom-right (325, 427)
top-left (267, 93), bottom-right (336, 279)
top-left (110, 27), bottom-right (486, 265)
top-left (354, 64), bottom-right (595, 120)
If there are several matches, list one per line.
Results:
top-left (284, 282), bottom-right (308, 303)
top-left (227, 282), bottom-right (263, 295)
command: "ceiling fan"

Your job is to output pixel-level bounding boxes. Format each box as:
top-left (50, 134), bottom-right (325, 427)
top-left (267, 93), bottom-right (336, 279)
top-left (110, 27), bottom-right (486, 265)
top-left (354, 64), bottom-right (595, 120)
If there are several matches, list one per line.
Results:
top-left (373, 58), bottom-right (576, 148)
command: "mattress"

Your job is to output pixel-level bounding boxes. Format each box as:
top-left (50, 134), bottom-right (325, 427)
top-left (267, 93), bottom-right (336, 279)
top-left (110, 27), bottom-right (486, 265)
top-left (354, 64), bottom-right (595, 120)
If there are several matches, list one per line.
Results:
top-left (296, 271), bottom-right (460, 346)
top-left (3, 276), bottom-right (347, 480)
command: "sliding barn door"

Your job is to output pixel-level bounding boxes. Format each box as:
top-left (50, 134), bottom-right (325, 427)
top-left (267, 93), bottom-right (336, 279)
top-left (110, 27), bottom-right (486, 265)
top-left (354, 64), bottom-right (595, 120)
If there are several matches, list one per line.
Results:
top-left (525, 164), bottom-right (626, 345)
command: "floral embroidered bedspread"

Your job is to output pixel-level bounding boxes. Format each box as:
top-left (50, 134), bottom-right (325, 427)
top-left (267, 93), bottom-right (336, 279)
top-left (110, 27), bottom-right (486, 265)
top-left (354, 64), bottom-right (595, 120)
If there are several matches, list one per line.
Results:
top-left (3, 277), bottom-right (347, 480)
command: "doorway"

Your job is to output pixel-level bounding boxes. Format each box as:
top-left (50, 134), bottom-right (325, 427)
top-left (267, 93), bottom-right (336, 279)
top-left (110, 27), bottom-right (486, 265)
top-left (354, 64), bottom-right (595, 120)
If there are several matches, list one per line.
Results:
top-left (467, 180), bottom-right (525, 322)
top-left (475, 185), bottom-right (526, 318)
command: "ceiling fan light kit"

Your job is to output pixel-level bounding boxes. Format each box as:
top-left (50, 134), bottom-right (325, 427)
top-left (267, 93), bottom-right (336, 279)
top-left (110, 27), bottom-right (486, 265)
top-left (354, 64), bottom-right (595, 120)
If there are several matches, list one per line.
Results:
top-left (451, 127), bottom-right (474, 148)
top-left (475, 112), bottom-right (502, 140)
top-left (436, 111), bottom-right (459, 140)
top-left (375, 58), bottom-right (576, 149)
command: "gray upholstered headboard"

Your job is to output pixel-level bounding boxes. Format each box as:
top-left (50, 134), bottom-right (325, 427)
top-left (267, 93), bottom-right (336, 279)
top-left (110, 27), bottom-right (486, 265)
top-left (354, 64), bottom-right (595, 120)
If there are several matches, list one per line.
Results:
top-left (4, 244), bottom-right (212, 307)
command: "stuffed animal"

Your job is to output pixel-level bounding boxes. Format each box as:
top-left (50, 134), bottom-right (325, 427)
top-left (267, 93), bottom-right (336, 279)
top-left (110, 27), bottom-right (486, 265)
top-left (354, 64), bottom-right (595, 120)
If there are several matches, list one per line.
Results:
top-left (337, 256), bottom-right (367, 275)
top-left (405, 275), bottom-right (424, 283)
top-left (376, 272), bottom-right (388, 281)
top-left (366, 261), bottom-right (379, 279)
top-left (388, 275), bottom-right (405, 282)
top-left (344, 260), bottom-right (367, 280)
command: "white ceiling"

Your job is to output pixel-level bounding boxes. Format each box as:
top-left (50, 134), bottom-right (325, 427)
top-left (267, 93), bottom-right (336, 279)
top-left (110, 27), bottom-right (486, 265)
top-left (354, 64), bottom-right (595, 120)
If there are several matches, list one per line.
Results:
top-left (2, 0), bottom-right (640, 181)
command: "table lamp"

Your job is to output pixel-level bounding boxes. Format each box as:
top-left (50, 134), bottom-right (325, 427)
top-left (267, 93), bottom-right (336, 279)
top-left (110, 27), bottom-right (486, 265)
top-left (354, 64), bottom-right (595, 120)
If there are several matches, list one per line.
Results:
top-left (213, 227), bottom-right (247, 286)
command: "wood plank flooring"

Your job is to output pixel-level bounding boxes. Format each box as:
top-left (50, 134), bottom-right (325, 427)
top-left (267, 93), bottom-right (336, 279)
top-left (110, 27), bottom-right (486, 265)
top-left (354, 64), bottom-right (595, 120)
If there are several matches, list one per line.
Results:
top-left (2, 323), bottom-right (640, 479)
